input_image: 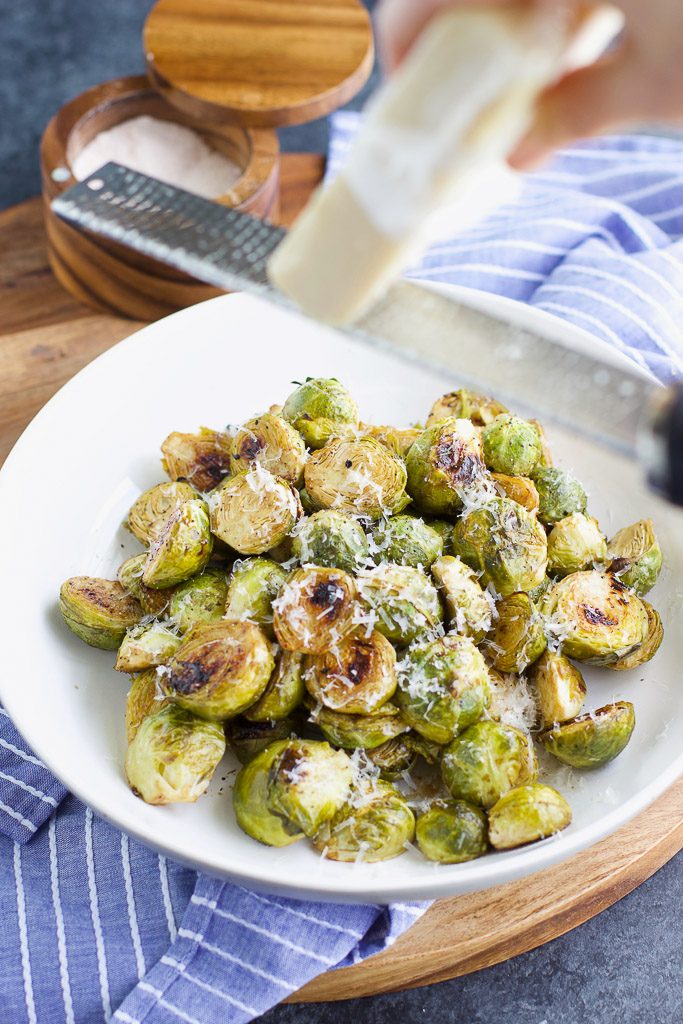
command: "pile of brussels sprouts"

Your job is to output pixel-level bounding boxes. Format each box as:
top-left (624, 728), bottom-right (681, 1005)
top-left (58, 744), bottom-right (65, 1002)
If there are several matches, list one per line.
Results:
top-left (59, 378), bottom-right (664, 865)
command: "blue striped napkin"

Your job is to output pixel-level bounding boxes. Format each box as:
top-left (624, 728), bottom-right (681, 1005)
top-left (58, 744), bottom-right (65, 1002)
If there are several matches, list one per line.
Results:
top-left (2, 116), bottom-right (683, 1023)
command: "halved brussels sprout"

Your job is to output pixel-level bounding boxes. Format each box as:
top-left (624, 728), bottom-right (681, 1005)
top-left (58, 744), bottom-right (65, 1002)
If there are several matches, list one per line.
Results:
top-left (233, 740), bottom-right (304, 846)
top-left (482, 415), bottom-right (542, 477)
top-left (313, 780), bottom-right (415, 862)
top-left (231, 413), bottom-right (308, 485)
top-left (452, 497), bottom-right (548, 596)
top-left (60, 576), bottom-right (143, 650)
top-left (528, 575), bottom-right (552, 605)
top-left (426, 389), bottom-right (507, 428)
top-left (127, 481), bottom-right (198, 546)
top-left (167, 571), bottom-right (228, 633)
top-left (431, 555), bottom-right (493, 642)
top-left (371, 515), bottom-right (443, 568)
top-left (540, 702), bottom-right (635, 768)
top-left (606, 519), bottom-right (662, 596)
top-left (532, 466), bottom-right (587, 525)
top-left (161, 427), bottom-right (233, 493)
top-left (273, 566), bottom-right (358, 654)
top-left (244, 650), bottom-right (305, 722)
top-left (441, 720), bottom-right (537, 809)
top-left (115, 622), bottom-right (182, 673)
top-left (356, 564), bottom-right (442, 645)
top-left (292, 509), bottom-right (369, 573)
top-left (282, 378), bottom-right (359, 449)
top-left (528, 650), bottom-right (586, 729)
top-left (366, 736), bottom-right (417, 779)
top-left (298, 487), bottom-right (320, 515)
top-left (143, 499), bottom-right (213, 589)
top-left (547, 513), bottom-right (607, 577)
top-left (488, 784), bottom-right (571, 850)
top-left (304, 629), bottom-right (397, 713)
top-left (360, 423), bottom-right (422, 458)
top-left (541, 571), bottom-right (649, 664)
top-left (267, 739), bottom-right (354, 837)
top-left (224, 557), bottom-right (287, 638)
top-left (304, 437), bottom-right (410, 518)
top-left (491, 473), bottom-right (540, 514)
top-left (483, 592), bottom-right (547, 674)
top-left (209, 467), bottom-right (302, 555)
top-left (609, 600), bottom-right (663, 671)
top-left (395, 636), bottom-right (490, 744)
top-left (313, 704), bottom-right (409, 750)
top-left (118, 554), bottom-right (172, 616)
top-left (405, 417), bottom-right (485, 515)
top-left (226, 717), bottom-right (299, 765)
top-left (125, 669), bottom-right (171, 743)
top-left (161, 620), bottom-right (274, 721)
top-left (416, 800), bottom-right (488, 863)
top-left (125, 705), bottom-right (225, 805)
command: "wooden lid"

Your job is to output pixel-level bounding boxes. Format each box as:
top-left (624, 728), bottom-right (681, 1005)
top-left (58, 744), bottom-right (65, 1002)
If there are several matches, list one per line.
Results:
top-left (143, 0), bottom-right (374, 128)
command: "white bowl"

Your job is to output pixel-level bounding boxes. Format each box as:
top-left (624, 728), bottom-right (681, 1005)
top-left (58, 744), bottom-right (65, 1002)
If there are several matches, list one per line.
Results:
top-left (0, 290), bottom-right (680, 903)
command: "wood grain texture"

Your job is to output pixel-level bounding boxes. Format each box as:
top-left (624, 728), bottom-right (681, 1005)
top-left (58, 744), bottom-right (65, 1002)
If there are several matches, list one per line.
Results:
top-left (1, 156), bottom-right (681, 1001)
top-left (144, 0), bottom-right (374, 127)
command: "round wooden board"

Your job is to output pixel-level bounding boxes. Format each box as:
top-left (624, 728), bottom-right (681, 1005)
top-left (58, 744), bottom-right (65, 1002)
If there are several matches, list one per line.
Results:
top-left (1, 156), bottom-right (681, 1002)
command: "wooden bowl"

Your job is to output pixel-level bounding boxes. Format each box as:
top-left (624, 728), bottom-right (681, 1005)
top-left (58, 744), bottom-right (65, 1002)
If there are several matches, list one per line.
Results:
top-left (41, 75), bottom-right (280, 320)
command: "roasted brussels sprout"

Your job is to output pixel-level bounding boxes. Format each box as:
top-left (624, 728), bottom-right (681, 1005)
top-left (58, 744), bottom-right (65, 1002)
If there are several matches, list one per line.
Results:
top-left (273, 566), bottom-right (358, 654)
top-left (292, 509), bottom-right (369, 573)
top-left (60, 576), bottom-right (143, 650)
top-left (488, 784), bottom-right (571, 850)
top-left (125, 669), bottom-right (171, 743)
top-left (115, 622), bottom-right (182, 673)
top-left (161, 427), bottom-right (233, 492)
top-left (528, 650), bottom-right (586, 729)
top-left (233, 741), bottom-right (304, 846)
top-left (143, 499), bottom-right (213, 589)
top-left (313, 780), bottom-right (415, 862)
top-left (491, 473), bottom-right (540, 514)
top-left (365, 736), bottom-right (417, 779)
top-left (314, 704), bottom-right (409, 750)
top-left (541, 571), bottom-right (649, 664)
top-left (606, 519), bottom-right (662, 596)
top-left (244, 650), bottom-right (305, 722)
top-left (427, 519), bottom-right (453, 553)
top-left (224, 558), bottom-right (287, 638)
top-left (441, 720), bottom-right (537, 809)
top-left (304, 629), bottom-right (397, 713)
top-left (416, 800), bottom-right (488, 863)
top-left (431, 555), bottom-right (493, 642)
top-left (405, 417), bottom-right (485, 515)
top-left (161, 620), bottom-right (274, 721)
top-left (609, 600), bottom-right (663, 671)
top-left (231, 413), bottom-right (308, 485)
top-left (547, 513), bottom-right (607, 577)
top-left (267, 739), bottom-right (354, 837)
top-left (209, 467), bottom-right (302, 555)
top-left (483, 592), bottom-right (547, 674)
top-left (426, 389), bottom-right (507, 428)
top-left (118, 554), bottom-right (171, 616)
top-left (226, 717), bottom-right (299, 764)
top-left (282, 378), bottom-right (359, 449)
top-left (167, 571), bottom-right (228, 633)
top-left (360, 423), bottom-right (422, 458)
top-left (482, 415), bottom-right (542, 477)
top-left (356, 564), bottom-right (442, 645)
top-left (540, 702), bottom-right (636, 768)
top-left (529, 419), bottom-right (553, 467)
top-left (371, 515), bottom-right (443, 568)
top-left (304, 437), bottom-right (410, 518)
top-left (452, 498), bottom-right (548, 596)
top-left (532, 466), bottom-right (587, 525)
top-left (125, 705), bottom-right (225, 805)
top-left (298, 487), bottom-right (320, 515)
top-left (127, 481), bottom-right (198, 546)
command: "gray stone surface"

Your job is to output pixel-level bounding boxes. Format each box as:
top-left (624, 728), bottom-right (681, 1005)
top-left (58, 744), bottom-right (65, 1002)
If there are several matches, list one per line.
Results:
top-left (1, 1), bottom-right (680, 1021)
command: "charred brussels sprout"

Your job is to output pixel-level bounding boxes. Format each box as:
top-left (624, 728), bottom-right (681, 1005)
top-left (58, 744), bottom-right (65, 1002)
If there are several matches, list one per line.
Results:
top-left (115, 622), bottom-right (182, 673)
top-left (162, 620), bottom-right (274, 721)
top-left (161, 428), bottom-right (232, 493)
top-left (118, 554), bottom-right (171, 616)
top-left (405, 417), bottom-right (485, 515)
top-left (541, 571), bottom-right (649, 664)
top-left (540, 702), bottom-right (635, 768)
top-left (313, 780), bottom-right (415, 862)
top-left (209, 467), bottom-right (302, 555)
top-left (304, 437), bottom-right (410, 518)
top-left (125, 669), bottom-right (171, 743)
top-left (304, 630), bottom-right (397, 713)
top-left (396, 636), bottom-right (490, 744)
top-left (292, 509), bottom-right (369, 573)
top-left (233, 741), bottom-right (304, 846)
top-left (441, 720), bottom-right (537, 809)
top-left (127, 481), bottom-right (198, 546)
top-left (483, 592), bottom-right (547, 674)
top-left (360, 424), bottom-right (422, 458)
top-left (231, 413), bottom-right (307, 485)
top-left (60, 576), bottom-right (143, 650)
top-left (547, 514), bottom-right (606, 577)
top-left (282, 378), bottom-right (359, 449)
top-left (125, 705), bottom-right (225, 805)
top-left (609, 601), bottom-right (663, 671)
top-left (452, 497), bottom-right (548, 596)
top-left (356, 564), bottom-right (442, 645)
top-left (226, 718), bottom-right (298, 765)
top-left (532, 466), bottom-right (587, 525)
top-left (273, 566), bottom-right (357, 654)
top-left (366, 736), bottom-right (417, 779)
top-left (371, 515), bottom-right (443, 568)
top-left (528, 651), bottom-right (586, 729)
top-left (168, 571), bottom-right (228, 633)
top-left (606, 519), bottom-right (662, 596)
top-left (143, 499), bottom-right (213, 589)
top-left (416, 800), bottom-right (488, 863)
top-left (431, 555), bottom-right (493, 642)
top-left (267, 739), bottom-right (354, 837)
top-left (313, 705), bottom-right (409, 750)
top-left (491, 473), bottom-right (540, 514)
top-left (426, 389), bottom-right (507, 428)
top-left (244, 650), bottom-right (305, 722)
top-left (224, 558), bottom-right (287, 638)
top-left (488, 784), bottom-right (571, 850)
top-left (482, 415), bottom-right (542, 477)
